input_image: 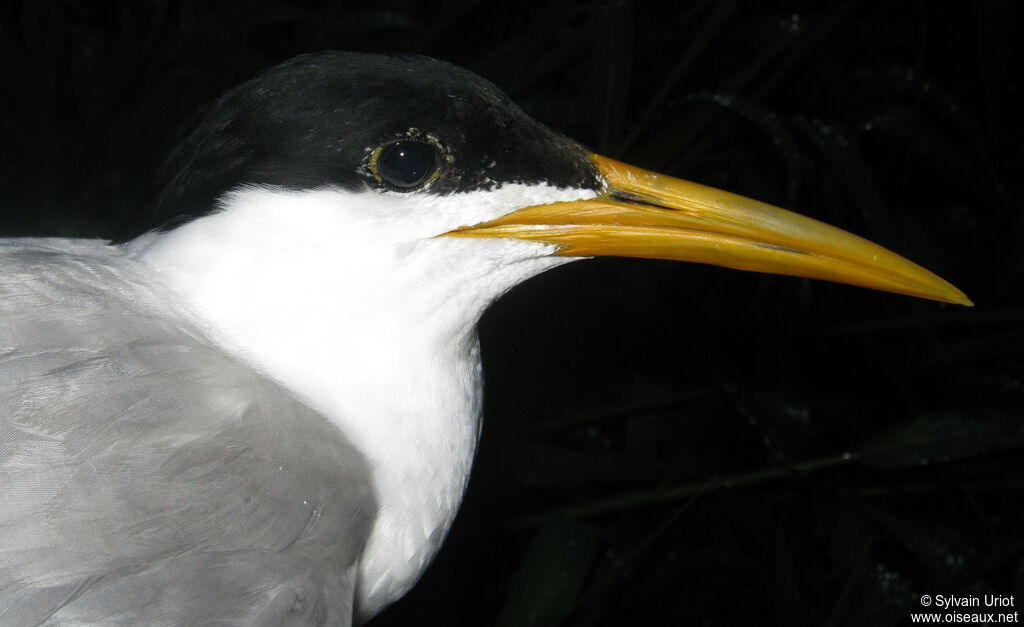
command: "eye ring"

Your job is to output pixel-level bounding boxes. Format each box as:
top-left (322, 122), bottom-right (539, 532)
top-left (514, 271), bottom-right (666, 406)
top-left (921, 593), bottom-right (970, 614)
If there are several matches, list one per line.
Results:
top-left (369, 139), bottom-right (442, 190)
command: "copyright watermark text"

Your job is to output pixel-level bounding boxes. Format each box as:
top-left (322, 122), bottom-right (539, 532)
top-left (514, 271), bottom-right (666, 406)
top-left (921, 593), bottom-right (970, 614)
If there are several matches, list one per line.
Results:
top-left (912, 594), bottom-right (1017, 623)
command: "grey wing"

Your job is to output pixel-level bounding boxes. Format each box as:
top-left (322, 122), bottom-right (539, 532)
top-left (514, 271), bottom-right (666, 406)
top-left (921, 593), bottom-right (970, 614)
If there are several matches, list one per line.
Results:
top-left (0, 241), bottom-right (377, 626)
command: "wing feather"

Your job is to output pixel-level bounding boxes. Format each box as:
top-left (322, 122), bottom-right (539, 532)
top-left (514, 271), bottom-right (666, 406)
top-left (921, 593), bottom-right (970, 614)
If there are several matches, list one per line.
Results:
top-left (0, 240), bottom-right (375, 625)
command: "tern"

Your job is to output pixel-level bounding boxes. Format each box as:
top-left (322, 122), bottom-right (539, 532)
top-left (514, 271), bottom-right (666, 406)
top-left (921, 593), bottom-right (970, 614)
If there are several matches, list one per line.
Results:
top-left (0, 51), bottom-right (970, 625)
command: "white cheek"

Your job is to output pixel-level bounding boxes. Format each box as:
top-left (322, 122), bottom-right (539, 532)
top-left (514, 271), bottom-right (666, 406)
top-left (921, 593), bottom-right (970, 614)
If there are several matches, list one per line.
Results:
top-left (273, 183), bottom-right (599, 244)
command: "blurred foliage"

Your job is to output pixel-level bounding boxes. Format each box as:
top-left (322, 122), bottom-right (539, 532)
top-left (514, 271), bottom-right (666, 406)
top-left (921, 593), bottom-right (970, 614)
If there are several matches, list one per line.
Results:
top-left (1, 1), bottom-right (1021, 626)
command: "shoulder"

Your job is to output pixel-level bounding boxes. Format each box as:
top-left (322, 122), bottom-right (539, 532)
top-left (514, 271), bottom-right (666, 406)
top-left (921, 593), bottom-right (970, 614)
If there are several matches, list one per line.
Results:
top-left (0, 238), bottom-right (376, 624)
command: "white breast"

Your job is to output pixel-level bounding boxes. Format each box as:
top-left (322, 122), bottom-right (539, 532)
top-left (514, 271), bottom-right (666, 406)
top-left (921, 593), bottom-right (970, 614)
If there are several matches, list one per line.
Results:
top-left (126, 184), bottom-right (595, 617)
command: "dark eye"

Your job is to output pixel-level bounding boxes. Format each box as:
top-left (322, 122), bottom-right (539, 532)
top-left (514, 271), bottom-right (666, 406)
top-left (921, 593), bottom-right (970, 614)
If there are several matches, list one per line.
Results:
top-left (375, 140), bottom-right (439, 189)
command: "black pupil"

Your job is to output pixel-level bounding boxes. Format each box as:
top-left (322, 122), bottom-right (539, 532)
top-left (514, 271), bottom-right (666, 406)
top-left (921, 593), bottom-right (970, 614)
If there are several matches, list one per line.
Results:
top-left (378, 141), bottom-right (436, 189)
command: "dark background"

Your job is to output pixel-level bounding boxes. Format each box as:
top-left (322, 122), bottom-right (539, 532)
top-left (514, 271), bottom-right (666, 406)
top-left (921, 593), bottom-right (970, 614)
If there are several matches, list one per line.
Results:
top-left (2, 1), bottom-right (1021, 625)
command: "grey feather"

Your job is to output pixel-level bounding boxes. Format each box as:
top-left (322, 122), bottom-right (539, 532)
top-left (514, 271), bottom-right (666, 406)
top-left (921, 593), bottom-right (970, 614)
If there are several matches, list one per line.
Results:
top-left (0, 239), bottom-right (377, 626)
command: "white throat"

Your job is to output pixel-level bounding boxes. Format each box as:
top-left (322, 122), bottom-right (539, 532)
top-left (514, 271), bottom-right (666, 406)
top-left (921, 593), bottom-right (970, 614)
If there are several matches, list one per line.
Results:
top-left (125, 184), bottom-right (594, 617)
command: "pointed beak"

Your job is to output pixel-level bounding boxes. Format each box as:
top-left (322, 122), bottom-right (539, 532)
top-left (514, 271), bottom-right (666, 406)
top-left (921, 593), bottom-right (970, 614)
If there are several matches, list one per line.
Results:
top-left (446, 154), bottom-right (971, 305)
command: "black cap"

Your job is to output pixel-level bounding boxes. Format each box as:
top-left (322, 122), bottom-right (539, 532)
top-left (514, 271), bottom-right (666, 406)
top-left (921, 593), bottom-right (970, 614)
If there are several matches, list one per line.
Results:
top-left (114, 51), bottom-right (601, 242)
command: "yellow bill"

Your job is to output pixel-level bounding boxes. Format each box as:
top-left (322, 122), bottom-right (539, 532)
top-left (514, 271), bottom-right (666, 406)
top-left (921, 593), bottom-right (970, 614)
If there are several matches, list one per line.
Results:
top-left (447, 155), bottom-right (971, 305)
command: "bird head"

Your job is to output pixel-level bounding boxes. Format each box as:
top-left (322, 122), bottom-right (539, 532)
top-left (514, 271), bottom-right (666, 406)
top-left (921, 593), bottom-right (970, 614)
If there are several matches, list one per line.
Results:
top-left (120, 51), bottom-right (969, 310)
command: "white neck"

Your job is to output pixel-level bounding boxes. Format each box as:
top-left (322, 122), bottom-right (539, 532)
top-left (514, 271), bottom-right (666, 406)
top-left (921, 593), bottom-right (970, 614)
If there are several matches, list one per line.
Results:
top-left (125, 185), bottom-right (592, 616)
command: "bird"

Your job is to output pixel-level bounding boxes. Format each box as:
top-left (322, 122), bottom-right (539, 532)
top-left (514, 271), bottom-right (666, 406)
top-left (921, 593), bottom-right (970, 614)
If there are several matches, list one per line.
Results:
top-left (0, 51), bottom-right (970, 625)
